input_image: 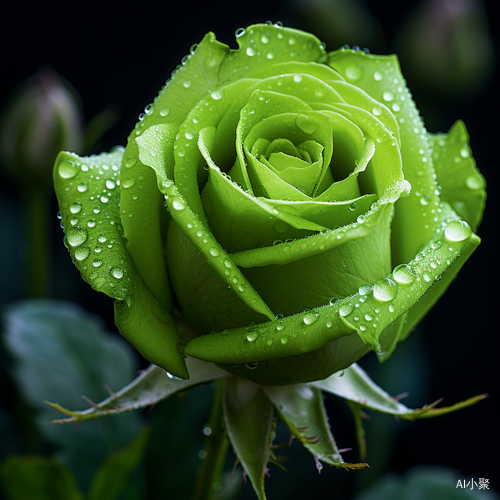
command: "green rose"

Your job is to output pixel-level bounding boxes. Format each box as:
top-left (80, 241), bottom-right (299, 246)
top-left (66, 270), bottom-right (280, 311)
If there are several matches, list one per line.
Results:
top-left (53, 23), bottom-right (485, 385)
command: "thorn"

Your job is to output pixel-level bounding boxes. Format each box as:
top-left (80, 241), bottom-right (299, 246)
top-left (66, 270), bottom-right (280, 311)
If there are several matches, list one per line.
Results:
top-left (81, 395), bottom-right (99, 409)
top-left (103, 384), bottom-right (117, 398)
top-left (313, 455), bottom-right (323, 474)
top-left (242, 469), bottom-right (247, 484)
top-left (231, 459), bottom-right (240, 482)
top-left (264, 467), bottom-right (271, 478)
top-left (74, 421), bottom-right (82, 431)
top-left (393, 392), bottom-right (409, 401)
top-left (360, 410), bottom-right (371, 420)
top-left (296, 426), bottom-right (311, 432)
top-left (288, 433), bottom-right (294, 446)
top-left (304, 434), bottom-right (321, 445)
top-left (147, 403), bottom-right (156, 413)
top-left (338, 448), bottom-right (352, 453)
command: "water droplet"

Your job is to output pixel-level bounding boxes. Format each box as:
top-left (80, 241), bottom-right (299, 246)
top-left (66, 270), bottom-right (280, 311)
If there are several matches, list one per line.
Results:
top-left (172, 198), bottom-right (186, 210)
top-left (246, 332), bottom-right (259, 342)
top-left (122, 177), bottom-right (136, 189)
top-left (373, 278), bottom-right (397, 302)
top-left (303, 312), bottom-right (319, 326)
top-left (431, 240), bottom-right (443, 250)
top-left (211, 89), bottom-right (223, 100)
top-left (87, 219), bottom-right (96, 228)
top-left (358, 284), bottom-right (371, 295)
top-left (393, 264), bottom-right (415, 284)
top-left (339, 304), bottom-right (353, 317)
top-left (372, 106), bottom-right (382, 116)
top-left (444, 220), bottom-right (471, 242)
top-left (125, 157), bottom-right (137, 168)
top-left (98, 234), bottom-right (107, 243)
top-left (383, 91), bottom-right (394, 102)
top-left (349, 202), bottom-right (357, 211)
top-left (183, 80), bottom-right (191, 88)
top-left (280, 337), bottom-right (288, 344)
top-left (106, 180), bottom-right (116, 190)
top-left (245, 362), bottom-right (259, 370)
top-left (329, 297), bottom-right (340, 305)
top-left (465, 175), bottom-right (484, 190)
top-left (295, 114), bottom-right (318, 134)
top-left (293, 74), bottom-right (303, 83)
top-left (373, 71), bottom-right (382, 81)
top-left (74, 246), bottom-right (90, 261)
top-left (70, 202), bottom-right (82, 214)
top-left (423, 273), bottom-right (431, 282)
top-left (100, 195), bottom-right (109, 203)
top-left (93, 259), bottom-right (103, 268)
top-left (66, 226), bottom-right (88, 247)
top-left (460, 146), bottom-right (470, 158)
top-left (77, 183), bottom-right (88, 192)
top-left (345, 66), bottom-right (361, 80)
top-left (58, 160), bottom-right (78, 179)
top-left (235, 27), bottom-right (246, 38)
top-left (159, 108), bottom-right (170, 117)
top-left (110, 267), bottom-right (124, 279)
top-left (209, 247), bottom-right (220, 257)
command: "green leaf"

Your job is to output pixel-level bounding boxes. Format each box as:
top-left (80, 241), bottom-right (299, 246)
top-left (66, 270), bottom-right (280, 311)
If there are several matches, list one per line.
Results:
top-left (222, 378), bottom-right (276, 500)
top-left (429, 120), bottom-right (486, 232)
top-left (313, 363), bottom-right (486, 420)
top-left (3, 300), bottom-right (142, 490)
top-left (53, 149), bottom-right (187, 377)
top-left (88, 427), bottom-right (151, 500)
top-left (263, 385), bottom-right (368, 470)
top-left (46, 357), bottom-right (228, 423)
top-left (0, 456), bottom-right (84, 500)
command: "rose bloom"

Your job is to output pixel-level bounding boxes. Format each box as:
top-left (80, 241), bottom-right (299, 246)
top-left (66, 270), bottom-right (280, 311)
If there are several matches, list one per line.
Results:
top-left (54, 23), bottom-right (485, 385)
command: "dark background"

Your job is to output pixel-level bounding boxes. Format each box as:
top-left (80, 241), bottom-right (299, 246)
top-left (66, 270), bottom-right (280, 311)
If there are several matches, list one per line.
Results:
top-left (1, 0), bottom-right (498, 498)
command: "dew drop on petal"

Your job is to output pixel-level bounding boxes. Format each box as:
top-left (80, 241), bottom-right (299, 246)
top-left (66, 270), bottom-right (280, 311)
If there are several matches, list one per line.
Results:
top-left (303, 312), bottom-right (319, 326)
top-left (66, 227), bottom-right (88, 247)
top-left (110, 267), bottom-right (124, 279)
top-left (58, 160), bottom-right (78, 179)
top-left (373, 278), bottom-right (397, 302)
top-left (444, 220), bottom-right (471, 242)
top-left (392, 264), bottom-right (415, 284)
top-left (74, 246), bottom-right (90, 261)
top-left (70, 202), bottom-right (82, 214)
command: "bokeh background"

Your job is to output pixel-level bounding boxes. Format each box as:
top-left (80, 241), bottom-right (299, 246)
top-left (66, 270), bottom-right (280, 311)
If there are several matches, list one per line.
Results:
top-left (1, 0), bottom-right (498, 499)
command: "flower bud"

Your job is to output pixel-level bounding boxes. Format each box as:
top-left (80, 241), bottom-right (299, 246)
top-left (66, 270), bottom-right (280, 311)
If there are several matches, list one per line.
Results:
top-left (1, 66), bottom-right (83, 186)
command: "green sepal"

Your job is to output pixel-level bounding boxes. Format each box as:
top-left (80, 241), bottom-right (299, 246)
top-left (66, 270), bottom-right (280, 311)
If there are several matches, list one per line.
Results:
top-left (222, 378), bottom-right (276, 500)
top-left (430, 120), bottom-right (486, 232)
top-left (312, 363), bottom-right (487, 420)
top-left (45, 358), bottom-right (229, 423)
top-left (263, 384), bottom-right (369, 470)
